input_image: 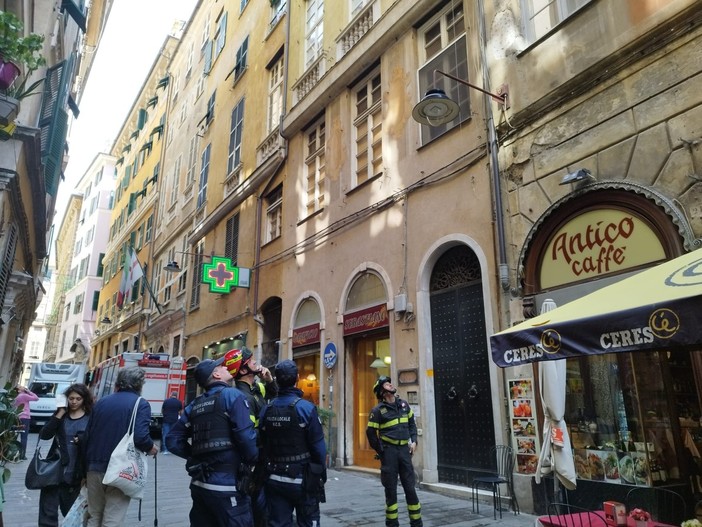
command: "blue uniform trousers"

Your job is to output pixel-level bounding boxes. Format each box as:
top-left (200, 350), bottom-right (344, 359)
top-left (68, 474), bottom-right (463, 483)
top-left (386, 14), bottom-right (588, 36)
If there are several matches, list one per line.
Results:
top-left (189, 485), bottom-right (252, 527)
top-left (266, 478), bottom-right (320, 527)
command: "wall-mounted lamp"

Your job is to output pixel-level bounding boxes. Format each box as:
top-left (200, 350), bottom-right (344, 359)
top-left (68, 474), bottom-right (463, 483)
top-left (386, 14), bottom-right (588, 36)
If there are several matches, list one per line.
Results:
top-left (163, 261), bottom-right (181, 273)
top-left (412, 69), bottom-right (508, 126)
top-left (100, 316), bottom-right (112, 325)
top-left (411, 67), bottom-right (511, 292)
top-left (559, 168), bottom-right (595, 186)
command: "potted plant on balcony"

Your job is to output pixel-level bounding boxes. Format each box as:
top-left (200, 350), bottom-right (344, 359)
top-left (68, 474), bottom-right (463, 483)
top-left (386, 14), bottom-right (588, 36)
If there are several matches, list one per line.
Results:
top-left (0, 10), bottom-right (47, 126)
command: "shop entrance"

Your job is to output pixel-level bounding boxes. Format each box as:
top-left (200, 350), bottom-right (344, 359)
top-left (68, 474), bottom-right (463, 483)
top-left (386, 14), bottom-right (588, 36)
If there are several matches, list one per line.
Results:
top-left (430, 245), bottom-right (495, 485)
top-left (352, 334), bottom-right (390, 468)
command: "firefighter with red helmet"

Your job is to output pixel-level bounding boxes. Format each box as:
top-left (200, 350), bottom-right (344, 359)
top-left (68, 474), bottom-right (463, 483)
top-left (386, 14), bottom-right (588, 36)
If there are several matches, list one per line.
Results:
top-left (366, 375), bottom-right (423, 527)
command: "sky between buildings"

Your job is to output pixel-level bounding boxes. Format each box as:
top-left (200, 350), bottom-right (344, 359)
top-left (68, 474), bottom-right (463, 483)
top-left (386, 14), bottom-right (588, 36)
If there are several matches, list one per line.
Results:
top-left (52, 0), bottom-right (198, 266)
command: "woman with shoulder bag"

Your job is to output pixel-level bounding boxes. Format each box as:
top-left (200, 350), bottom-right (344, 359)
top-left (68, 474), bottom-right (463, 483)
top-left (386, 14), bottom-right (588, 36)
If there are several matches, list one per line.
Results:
top-left (37, 383), bottom-right (93, 527)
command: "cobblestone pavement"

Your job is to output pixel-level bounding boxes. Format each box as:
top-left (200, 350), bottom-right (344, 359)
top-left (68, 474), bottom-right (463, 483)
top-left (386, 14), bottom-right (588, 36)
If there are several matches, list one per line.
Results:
top-left (3, 434), bottom-right (538, 526)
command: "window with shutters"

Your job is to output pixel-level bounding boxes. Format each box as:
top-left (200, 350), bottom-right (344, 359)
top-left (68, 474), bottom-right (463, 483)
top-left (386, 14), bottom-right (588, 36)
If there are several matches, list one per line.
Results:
top-left (265, 186), bottom-right (283, 243)
top-left (225, 213), bottom-right (240, 266)
top-left (186, 135), bottom-right (198, 186)
top-left (74, 293), bottom-right (84, 314)
top-left (233, 36), bottom-right (249, 83)
top-left (522, 0), bottom-right (591, 43)
top-left (227, 99), bottom-right (244, 176)
top-left (304, 119), bottom-right (325, 216)
top-left (145, 215), bottom-right (153, 242)
top-left (268, 56), bottom-right (284, 134)
top-left (352, 70), bottom-right (382, 187)
top-left (305, 0), bottom-right (324, 68)
top-left (214, 10), bottom-right (227, 59)
top-left (0, 224), bottom-right (17, 309)
top-left (97, 253), bottom-right (105, 277)
top-left (417, 4), bottom-right (469, 144)
top-left (197, 144), bottom-right (211, 209)
top-left (92, 291), bottom-right (100, 311)
top-left (170, 155), bottom-right (182, 208)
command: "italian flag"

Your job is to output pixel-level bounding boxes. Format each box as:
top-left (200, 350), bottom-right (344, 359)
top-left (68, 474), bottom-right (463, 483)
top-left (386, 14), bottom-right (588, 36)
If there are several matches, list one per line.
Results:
top-left (116, 247), bottom-right (143, 309)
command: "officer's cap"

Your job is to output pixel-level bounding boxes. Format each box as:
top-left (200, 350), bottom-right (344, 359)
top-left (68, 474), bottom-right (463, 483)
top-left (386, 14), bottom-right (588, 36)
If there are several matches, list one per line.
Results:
top-left (194, 357), bottom-right (225, 387)
top-left (274, 359), bottom-right (298, 387)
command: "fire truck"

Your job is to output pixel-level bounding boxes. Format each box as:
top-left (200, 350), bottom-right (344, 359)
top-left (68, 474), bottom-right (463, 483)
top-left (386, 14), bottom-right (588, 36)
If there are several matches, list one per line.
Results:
top-left (89, 352), bottom-right (186, 433)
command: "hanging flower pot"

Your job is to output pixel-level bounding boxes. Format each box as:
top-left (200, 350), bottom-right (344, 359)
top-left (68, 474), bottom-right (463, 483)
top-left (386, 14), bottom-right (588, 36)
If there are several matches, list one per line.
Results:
top-left (0, 60), bottom-right (20, 90)
top-left (0, 94), bottom-right (20, 126)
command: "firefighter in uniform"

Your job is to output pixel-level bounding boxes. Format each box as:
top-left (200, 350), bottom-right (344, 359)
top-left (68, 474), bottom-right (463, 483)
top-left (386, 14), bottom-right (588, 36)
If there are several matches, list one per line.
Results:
top-left (259, 359), bottom-right (327, 527)
top-left (166, 351), bottom-right (258, 527)
top-left (366, 375), bottom-right (423, 527)
top-left (233, 347), bottom-right (278, 527)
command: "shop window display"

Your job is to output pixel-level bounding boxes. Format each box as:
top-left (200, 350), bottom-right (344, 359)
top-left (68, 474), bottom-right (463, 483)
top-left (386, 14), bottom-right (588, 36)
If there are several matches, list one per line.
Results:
top-left (565, 350), bottom-right (701, 488)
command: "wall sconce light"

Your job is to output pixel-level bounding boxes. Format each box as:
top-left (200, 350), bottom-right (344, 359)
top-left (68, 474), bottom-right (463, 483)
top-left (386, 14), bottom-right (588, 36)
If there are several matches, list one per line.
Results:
top-left (100, 316), bottom-right (112, 325)
top-left (370, 357), bottom-right (387, 369)
top-left (306, 373), bottom-right (317, 381)
top-left (559, 168), bottom-right (595, 186)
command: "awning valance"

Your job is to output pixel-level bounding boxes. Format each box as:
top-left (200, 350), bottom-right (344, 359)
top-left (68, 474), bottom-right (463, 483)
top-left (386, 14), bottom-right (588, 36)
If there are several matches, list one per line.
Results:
top-left (490, 248), bottom-right (702, 367)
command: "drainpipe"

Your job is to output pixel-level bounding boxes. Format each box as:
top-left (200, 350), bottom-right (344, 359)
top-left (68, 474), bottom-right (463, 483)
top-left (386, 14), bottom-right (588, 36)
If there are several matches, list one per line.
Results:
top-left (476, 0), bottom-right (509, 293)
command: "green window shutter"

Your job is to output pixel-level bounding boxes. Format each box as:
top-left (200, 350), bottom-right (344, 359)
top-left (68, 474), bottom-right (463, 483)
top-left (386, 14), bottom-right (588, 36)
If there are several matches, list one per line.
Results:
top-left (92, 290), bottom-right (100, 311)
top-left (204, 41), bottom-right (213, 74)
top-left (130, 130), bottom-right (139, 140)
top-left (97, 252), bottom-right (105, 277)
top-left (116, 156), bottom-right (125, 166)
top-left (146, 96), bottom-right (158, 109)
top-left (157, 76), bottom-right (170, 90)
top-left (137, 109), bottom-right (147, 130)
top-left (122, 143), bottom-right (131, 153)
top-left (39, 56), bottom-right (74, 197)
top-left (61, 0), bottom-right (87, 32)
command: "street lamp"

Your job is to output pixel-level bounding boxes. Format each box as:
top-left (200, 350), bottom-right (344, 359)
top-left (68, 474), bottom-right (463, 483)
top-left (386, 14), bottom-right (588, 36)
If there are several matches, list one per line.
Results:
top-left (412, 70), bottom-right (507, 126)
top-left (163, 251), bottom-right (213, 273)
top-left (411, 67), bottom-right (510, 291)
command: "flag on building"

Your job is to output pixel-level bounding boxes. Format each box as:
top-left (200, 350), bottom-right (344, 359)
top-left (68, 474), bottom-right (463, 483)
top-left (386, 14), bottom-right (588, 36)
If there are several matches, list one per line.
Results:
top-left (116, 247), bottom-right (143, 309)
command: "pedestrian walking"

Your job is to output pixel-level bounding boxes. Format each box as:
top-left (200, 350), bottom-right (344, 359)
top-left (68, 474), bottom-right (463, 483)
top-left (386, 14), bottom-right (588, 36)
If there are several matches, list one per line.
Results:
top-left (37, 383), bottom-right (92, 527)
top-left (233, 347), bottom-right (278, 527)
top-left (366, 375), bottom-right (423, 527)
top-left (160, 392), bottom-right (182, 454)
top-left (84, 367), bottom-right (157, 527)
top-left (166, 352), bottom-right (258, 527)
top-left (12, 385), bottom-right (38, 460)
top-left (259, 359), bottom-right (327, 527)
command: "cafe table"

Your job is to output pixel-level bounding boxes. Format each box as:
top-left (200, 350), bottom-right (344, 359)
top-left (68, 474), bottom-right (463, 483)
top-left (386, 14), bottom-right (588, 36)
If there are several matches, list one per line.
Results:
top-left (535, 511), bottom-right (678, 527)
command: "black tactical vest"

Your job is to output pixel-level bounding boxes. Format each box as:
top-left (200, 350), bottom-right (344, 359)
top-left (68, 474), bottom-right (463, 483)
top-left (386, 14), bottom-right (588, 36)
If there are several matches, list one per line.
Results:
top-left (263, 398), bottom-right (308, 462)
top-left (190, 391), bottom-right (234, 457)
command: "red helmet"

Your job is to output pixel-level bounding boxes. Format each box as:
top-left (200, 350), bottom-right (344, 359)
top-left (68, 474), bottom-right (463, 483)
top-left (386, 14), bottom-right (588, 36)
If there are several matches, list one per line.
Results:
top-left (223, 349), bottom-right (243, 376)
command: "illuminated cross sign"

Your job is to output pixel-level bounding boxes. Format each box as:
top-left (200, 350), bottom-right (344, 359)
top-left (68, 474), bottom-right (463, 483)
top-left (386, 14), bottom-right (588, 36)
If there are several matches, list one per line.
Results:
top-left (202, 257), bottom-right (251, 293)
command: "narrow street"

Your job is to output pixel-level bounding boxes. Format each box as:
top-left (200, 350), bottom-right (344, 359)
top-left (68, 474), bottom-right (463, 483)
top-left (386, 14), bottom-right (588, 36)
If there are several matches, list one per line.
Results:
top-left (4, 434), bottom-right (538, 527)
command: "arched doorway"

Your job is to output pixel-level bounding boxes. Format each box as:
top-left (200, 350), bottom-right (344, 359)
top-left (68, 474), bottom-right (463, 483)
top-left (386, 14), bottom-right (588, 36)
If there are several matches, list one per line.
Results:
top-left (343, 271), bottom-right (390, 469)
top-left (430, 245), bottom-right (495, 484)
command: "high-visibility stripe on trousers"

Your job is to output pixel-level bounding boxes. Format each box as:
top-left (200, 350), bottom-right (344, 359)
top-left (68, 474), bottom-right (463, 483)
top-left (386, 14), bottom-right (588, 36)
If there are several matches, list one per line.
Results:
top-left (379, 443), bottom-right (423, 527)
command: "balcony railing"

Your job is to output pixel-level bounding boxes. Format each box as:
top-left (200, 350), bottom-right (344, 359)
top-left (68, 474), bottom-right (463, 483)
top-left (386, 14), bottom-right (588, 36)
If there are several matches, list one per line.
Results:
top-left (292, 53), bottom-right (326, 105)
top-left (336, 0), bottom-right (379, 60)
top-left (257, 130), bottom-right (284, 166)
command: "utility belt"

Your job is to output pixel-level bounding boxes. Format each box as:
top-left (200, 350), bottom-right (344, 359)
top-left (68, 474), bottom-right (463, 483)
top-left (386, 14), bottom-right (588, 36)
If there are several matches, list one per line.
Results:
top-left (269, 452), bottom-right (311, 463)
top-left (266, 462), bottom-right (304, 478)
top-left (186, 461), bottom-right (238, 480)
top-left (381, 437), bottom-right (409, 446)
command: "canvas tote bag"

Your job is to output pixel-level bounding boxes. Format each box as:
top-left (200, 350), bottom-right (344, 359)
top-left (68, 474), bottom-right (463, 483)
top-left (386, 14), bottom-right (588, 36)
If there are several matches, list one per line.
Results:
top-left (102, 397), bottom-right (148, 499)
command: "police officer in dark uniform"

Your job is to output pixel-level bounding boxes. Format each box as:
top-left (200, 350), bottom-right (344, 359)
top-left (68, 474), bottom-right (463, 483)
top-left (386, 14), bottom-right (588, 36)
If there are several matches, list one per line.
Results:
top-left (259, 359), bottom-right (327, 527)
top-left (366, 375), bottom-right (423, 527)
top-left (166, 351), bottom-right (258, 527)
top-left (233, 347), bottom-right (278, 527)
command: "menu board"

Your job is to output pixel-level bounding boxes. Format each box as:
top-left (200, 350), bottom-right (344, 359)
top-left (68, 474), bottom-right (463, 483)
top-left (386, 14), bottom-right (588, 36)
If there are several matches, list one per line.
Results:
top-left (509, 378), bottom-right (540, 474)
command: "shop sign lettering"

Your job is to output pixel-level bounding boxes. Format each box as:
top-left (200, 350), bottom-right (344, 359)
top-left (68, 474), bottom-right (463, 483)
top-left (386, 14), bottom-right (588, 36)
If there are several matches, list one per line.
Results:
top-left (343, 304), bottom-right (389, 336)
top-left (540, 209), bottom-right (665, 288)
top-left (292, 323), bottom-right (320, 348)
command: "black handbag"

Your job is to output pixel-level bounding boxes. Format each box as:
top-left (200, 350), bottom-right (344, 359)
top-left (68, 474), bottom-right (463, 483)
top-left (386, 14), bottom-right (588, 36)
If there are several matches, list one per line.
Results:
top-left (25, 442), bottom-right (63, 489)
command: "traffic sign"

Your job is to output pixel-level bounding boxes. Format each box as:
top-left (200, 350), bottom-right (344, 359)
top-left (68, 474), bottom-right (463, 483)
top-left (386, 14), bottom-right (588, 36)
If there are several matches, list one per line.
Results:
top-left (323, 343), bottom-right (337, 369)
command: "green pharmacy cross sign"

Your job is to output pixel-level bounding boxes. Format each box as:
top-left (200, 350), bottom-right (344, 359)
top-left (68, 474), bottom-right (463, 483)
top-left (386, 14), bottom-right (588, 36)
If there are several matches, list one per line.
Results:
top-left (202, 257), bottom-right (251, 294)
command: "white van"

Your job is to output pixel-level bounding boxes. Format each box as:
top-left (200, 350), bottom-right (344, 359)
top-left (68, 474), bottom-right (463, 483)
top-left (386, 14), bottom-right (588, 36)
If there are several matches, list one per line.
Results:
top-left (28, 363), bottom-right (86, 430)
